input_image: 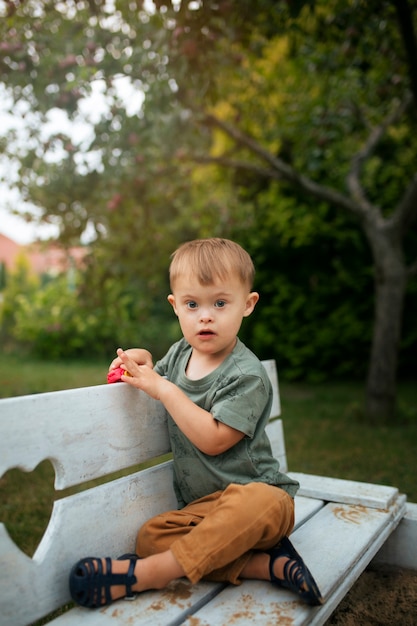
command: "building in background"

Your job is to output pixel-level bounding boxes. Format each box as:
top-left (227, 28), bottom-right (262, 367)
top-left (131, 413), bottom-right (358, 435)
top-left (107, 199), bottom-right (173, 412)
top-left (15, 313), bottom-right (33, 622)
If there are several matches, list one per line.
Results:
top-left (0, 232), bottom-right (87, 287)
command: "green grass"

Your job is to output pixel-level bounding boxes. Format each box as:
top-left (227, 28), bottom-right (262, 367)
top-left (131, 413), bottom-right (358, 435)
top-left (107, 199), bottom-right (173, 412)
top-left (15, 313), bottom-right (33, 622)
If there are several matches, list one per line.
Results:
top-left (0, 353), bottom-right (109, 397)
top-left (280, 380), bottom-right (417, 503)
top-left (1, 353), bottom-right (416, 564)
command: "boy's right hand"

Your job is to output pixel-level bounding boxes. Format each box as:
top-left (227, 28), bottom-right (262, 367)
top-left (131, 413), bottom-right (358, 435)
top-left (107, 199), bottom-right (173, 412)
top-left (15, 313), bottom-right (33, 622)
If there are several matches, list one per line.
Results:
top-left (114, 348), bottom-right (169, 401)
top-left (108, 348), bottom-right (154, 373)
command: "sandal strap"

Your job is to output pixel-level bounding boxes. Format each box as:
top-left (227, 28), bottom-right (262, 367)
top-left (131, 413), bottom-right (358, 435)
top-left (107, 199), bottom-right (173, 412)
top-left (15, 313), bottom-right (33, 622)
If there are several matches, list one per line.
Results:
top-left (125, 558), bottom-right (137, 598)
top-left (101, 556), bottom-right (138, 599)
top-left (69, 556), bottom-right (138, 608)
top-left (118, 554), bottom-right (140, 599)
top-left (283, 557), bottom-right (306, 588)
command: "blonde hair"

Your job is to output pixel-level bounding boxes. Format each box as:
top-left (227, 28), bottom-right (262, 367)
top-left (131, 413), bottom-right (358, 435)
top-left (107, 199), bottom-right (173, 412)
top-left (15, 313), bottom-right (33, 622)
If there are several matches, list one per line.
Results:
top-left (169, 238), bottom-right (255, 290)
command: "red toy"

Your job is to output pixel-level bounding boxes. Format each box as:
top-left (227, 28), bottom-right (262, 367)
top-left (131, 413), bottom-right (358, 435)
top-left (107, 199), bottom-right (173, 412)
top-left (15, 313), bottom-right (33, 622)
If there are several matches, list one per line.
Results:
top-left (107, 367), bottom-right (132, 384)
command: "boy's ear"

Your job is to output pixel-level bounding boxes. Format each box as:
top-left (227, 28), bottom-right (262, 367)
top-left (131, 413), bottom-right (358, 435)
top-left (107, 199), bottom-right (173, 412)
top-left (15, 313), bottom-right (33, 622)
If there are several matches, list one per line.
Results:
top-left (243, 291), bottom-right (259, 317)
top-left (167, 294), bottom-right (178, 315)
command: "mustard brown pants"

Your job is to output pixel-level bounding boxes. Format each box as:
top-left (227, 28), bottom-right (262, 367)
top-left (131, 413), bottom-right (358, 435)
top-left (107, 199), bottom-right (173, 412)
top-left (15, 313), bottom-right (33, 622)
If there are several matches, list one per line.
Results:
top-left (136, 482), bottom-right (295, 585)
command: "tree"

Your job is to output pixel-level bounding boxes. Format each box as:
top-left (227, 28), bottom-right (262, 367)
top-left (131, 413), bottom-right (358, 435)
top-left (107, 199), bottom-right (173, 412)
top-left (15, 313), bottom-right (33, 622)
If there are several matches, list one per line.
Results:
top-left (168, 0), bottom-right (417, 420)
top-left (1, 0), bottom-right (416, 420)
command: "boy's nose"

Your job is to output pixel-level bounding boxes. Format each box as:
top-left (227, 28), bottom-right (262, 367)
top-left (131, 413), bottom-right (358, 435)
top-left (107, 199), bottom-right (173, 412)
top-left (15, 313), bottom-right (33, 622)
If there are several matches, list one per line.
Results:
top-left (200, 310), bottom-right (213, 323)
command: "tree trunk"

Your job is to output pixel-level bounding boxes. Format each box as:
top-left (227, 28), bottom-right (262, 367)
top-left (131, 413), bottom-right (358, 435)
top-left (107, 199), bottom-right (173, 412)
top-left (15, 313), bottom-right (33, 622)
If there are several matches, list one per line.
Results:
top-left (365, 228), bottom-right (407, 422)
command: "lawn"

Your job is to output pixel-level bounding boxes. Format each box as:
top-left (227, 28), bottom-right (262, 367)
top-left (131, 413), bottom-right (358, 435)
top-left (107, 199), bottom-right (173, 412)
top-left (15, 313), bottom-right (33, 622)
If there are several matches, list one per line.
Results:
top-left (0, 353), bottom-right (109, 397)
top-left (1, 353), bottom-right (416, 562)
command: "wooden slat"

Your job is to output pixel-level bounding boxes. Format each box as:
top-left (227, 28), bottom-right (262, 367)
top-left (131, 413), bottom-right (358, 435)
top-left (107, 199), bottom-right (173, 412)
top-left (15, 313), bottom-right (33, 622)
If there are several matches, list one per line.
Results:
top-left (294, 495), bottom-right (324, 530)
top-left (182, 579), bottom-right (311, 626)
top-left (0, 384), bottom-right (169, 489)
top-left (288, 472), bottom-right (399, 509)
top-left (182, 495), bottom-right (406, 626)
top-left (261, 359), bottom-right (281, 419)
top-left (52, 580), bottom-right (226, 626)
top-left (265, 419), bottom-right (287, 473)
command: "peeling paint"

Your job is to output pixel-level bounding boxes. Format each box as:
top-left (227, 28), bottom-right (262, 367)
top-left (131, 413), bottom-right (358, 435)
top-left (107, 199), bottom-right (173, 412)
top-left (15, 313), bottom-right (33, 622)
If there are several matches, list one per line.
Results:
top-left (215, 594), bottom-right (297, 625)
top-left (332, 504), bottom-right (371, 525)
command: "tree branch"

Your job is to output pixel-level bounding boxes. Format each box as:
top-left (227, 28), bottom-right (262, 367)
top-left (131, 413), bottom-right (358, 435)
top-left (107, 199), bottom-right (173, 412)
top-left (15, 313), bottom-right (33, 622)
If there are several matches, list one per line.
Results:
top-left (193, 154), bottom-right (283, 181)
top-left (203, 113), bottom-right (363, 218)
top-left (346, 94), bottom-right (412, 223)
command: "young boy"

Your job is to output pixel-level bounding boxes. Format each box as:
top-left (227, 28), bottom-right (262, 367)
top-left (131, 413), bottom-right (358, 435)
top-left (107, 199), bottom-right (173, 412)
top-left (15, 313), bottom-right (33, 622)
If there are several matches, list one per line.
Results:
top-left (70, 238), bottom-right (322, 608)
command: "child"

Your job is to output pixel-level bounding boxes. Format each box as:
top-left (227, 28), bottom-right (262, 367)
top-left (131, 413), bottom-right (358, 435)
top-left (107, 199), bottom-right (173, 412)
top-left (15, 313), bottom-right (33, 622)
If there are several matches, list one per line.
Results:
top-left (69, 238), bottom-right (322, 608)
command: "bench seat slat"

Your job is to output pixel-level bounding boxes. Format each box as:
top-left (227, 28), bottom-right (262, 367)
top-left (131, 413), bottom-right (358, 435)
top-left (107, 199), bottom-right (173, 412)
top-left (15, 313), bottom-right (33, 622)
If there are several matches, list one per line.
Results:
top-left (289, 472), bottom-right (399, 509)
top-left (183, 580), bottom-right (311, 626)
top-left (181, 496), bottom-right (407, 626)
top-left (294, 495), bottom-right (324, 530)
top-left (52, 580), bottom-right (226, 626)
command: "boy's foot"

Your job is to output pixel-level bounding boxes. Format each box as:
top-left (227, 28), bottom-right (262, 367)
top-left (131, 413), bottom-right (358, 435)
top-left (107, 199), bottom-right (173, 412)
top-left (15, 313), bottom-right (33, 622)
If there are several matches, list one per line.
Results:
top-left (268, 536), bottom-right (323, 606)
top-left (69, 555), bottom-right (140, 608)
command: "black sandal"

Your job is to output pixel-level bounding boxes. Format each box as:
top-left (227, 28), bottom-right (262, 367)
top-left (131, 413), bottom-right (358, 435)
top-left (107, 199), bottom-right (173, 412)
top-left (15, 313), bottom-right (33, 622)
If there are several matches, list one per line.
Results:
top-left (69, 554), bottom-right (139, 608)
top-left (268, 536), bottom-right (323, 606)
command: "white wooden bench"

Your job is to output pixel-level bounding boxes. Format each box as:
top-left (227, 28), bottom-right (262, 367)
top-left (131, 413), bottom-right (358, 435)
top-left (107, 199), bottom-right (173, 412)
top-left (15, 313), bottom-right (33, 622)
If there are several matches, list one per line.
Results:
top-left (0, 360), bottom-right (411, 626)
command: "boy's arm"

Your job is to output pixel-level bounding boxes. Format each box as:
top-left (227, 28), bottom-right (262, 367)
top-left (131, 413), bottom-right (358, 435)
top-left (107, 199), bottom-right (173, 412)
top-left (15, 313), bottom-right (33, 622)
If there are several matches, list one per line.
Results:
top-left (116, 348), bottom-right (245, 455)
top-left (158, 381), bottom-right (245, 455)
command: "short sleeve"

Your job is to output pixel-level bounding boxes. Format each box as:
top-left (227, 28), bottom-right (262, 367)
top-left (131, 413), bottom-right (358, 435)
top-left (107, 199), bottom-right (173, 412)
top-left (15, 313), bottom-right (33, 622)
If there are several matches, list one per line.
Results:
top-left (211, 374), bottom-right (271, 438)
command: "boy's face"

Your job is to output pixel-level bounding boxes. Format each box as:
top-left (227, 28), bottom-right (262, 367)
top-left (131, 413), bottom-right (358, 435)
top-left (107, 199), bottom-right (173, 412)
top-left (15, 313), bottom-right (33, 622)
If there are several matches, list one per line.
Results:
top-left (167, 272), bottom-right (259, 359)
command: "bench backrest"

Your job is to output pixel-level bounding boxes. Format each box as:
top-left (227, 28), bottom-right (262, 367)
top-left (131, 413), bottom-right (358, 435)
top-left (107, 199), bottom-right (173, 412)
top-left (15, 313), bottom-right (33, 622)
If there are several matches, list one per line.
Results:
top-left (0, 359), bottom-right (285, 626)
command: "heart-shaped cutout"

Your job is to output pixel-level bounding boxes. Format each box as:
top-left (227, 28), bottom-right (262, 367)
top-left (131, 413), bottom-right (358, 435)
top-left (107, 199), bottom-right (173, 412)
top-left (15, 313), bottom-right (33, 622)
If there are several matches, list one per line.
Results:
top-left (0, 459), bottom-right (55, 557)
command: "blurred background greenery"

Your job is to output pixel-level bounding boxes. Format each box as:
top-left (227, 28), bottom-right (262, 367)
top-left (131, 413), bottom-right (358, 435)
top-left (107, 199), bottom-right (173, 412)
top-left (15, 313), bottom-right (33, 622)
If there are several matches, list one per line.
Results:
top-left (1, 1), bottom-right (416, 423)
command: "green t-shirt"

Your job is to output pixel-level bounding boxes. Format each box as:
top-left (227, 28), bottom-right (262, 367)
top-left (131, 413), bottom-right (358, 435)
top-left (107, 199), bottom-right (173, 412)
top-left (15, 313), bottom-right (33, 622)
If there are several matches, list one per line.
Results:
top-left (154, 337), bottom-right (299, 507)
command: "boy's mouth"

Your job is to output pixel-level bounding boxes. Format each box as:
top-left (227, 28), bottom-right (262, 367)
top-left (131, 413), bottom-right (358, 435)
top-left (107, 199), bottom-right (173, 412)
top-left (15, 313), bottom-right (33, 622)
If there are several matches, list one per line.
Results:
top-left (199, 330), bottom-right (215, 336)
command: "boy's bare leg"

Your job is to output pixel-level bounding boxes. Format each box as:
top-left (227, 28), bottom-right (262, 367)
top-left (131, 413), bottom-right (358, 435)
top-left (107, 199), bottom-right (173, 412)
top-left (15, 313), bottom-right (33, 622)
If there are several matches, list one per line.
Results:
top-left (240, 551), bottom-right (285, 581)
top-left (240, 548), bottom-right (322, 604)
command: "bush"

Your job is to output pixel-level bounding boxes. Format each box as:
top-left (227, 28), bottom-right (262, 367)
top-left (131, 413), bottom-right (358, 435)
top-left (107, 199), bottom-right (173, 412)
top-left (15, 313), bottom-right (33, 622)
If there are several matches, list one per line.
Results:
top-left (1, 264), bottom-right (178, 360)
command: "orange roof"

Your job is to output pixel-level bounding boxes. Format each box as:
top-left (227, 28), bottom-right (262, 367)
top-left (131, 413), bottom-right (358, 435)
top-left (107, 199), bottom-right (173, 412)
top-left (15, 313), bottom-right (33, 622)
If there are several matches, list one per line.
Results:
top-left (0, 232), bottom-right (87, 275)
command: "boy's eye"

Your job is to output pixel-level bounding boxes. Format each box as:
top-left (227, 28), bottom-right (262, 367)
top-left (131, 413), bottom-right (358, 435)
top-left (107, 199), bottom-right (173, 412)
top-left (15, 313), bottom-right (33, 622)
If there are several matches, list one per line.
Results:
top-left (215, 300), bottom-right (226, 308)
top-left (186, 301), bottom-right (198, 309)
